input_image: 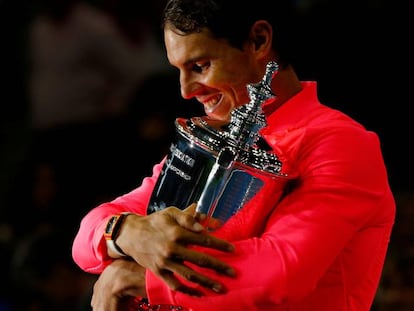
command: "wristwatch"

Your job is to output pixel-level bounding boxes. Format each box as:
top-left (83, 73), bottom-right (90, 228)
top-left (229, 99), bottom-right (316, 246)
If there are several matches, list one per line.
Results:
top-left (104, 212), bottom-right (132, 257)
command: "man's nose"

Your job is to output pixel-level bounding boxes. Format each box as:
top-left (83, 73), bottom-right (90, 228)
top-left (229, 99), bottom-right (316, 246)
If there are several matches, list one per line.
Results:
top-left (180, 73), bottom-right (199, 99)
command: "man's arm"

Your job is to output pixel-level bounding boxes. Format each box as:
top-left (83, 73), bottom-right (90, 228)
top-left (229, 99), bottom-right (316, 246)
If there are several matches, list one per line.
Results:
top-left (72, 161), bottom-right (236, 296)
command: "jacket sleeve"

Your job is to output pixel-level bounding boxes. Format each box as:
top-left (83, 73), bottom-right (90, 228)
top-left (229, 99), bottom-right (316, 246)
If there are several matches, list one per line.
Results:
top-left (72, 160), bottom-right (164, 273)
top-left (145, 126), bottom-right (395, 311)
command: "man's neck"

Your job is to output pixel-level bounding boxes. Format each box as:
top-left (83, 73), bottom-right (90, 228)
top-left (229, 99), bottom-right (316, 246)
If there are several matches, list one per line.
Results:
top-left (264, 65), bottom-right (302, 115)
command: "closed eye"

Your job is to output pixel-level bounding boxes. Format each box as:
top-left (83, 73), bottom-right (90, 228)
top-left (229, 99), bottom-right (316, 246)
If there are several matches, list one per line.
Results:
top-left (191, 61), bottom-right (210, 73)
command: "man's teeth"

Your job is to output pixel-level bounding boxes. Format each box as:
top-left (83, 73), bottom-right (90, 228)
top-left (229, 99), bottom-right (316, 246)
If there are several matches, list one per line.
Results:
top-left (205, 99), bottom-right (220, 113)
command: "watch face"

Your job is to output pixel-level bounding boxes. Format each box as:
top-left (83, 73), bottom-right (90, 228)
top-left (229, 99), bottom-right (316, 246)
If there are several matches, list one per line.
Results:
top-left (105, 215), bottom-right (119, 235)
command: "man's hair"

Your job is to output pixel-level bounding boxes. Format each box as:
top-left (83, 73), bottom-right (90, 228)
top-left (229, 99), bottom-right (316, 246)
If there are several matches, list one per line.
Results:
top-left (162, 0), bottom-right (297, 66)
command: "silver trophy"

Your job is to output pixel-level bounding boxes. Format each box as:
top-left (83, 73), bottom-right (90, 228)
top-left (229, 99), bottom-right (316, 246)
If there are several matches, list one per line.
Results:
top-left (147, 61), bottom-right (290, 231)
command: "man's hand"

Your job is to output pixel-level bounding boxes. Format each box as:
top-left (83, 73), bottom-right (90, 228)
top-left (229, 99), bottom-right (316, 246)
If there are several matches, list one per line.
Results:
top-left (91, 259), bottom-right (146, 311)
top-left (116, 203), bottom-right (236, 296)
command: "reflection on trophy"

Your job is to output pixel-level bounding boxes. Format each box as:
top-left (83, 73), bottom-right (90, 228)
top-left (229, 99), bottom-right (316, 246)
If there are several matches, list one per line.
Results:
top-left (147, 61), bottom-right (291, 231)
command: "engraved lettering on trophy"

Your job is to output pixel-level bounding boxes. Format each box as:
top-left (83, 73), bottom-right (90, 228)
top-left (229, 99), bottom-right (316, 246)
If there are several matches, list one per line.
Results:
top-left (169, 164), bottom-right (191, 181)
top-left (164, 147), bottom-right (192, 181)
top-left (170, 143), bottom-right (195, 167)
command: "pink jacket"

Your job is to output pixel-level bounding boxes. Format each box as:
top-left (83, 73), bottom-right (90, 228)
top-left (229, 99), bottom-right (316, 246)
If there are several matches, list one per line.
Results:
top-left (72, 82), bottom-right (395, 311)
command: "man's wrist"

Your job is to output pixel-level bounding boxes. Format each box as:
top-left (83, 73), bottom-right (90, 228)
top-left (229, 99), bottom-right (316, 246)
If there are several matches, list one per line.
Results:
top-left (104, 212), bottom-right (132, 257)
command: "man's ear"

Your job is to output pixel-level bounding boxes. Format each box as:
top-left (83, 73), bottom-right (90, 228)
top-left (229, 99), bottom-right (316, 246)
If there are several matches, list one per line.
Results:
top-left (249, 20), bottom-right (273, 57)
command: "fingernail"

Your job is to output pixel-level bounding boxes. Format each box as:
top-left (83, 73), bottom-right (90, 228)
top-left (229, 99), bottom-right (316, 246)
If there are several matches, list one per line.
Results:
top-left (226, 268), bottom-right (236, 277)
top-left (193, 222), bottom-right (204, 231)
top-left (212, 284), bottom-right (223, 293)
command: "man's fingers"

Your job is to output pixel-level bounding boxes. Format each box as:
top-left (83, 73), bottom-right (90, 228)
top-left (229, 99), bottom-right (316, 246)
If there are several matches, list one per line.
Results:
top-left (182, 202), bottom-right (197, 214)
top-left (158, 268), bottom-right (203, 296)
top-left (177, 230), bottom-right (235, 253)
top-left (172, 204), bottom-right (206, 232)
top-left (158, 259), bottom-right (230, 295)
top-left (171, 244), bottom-right (235, 277)
top-left (169, 259), bottom-right (228, 293)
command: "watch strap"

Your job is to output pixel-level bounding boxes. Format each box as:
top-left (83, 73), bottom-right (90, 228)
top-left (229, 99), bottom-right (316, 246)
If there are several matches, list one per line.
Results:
top-left (104, 212), bottom-right (132, 257)
top-left (106, 239), bottom-right (127, 257)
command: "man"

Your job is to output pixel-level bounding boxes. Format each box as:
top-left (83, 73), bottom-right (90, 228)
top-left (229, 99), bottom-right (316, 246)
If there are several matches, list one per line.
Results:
top-left (72, 0), bottom-right (395, 310)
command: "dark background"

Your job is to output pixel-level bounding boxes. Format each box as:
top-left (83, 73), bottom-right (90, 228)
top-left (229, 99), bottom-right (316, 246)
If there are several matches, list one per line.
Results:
top-left (0, 0), bottom-right (412, 310)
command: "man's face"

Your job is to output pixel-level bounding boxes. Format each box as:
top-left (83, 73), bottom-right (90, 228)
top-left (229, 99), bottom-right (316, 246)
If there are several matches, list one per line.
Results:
top-left (164, 27), bottom-right (262, 121)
